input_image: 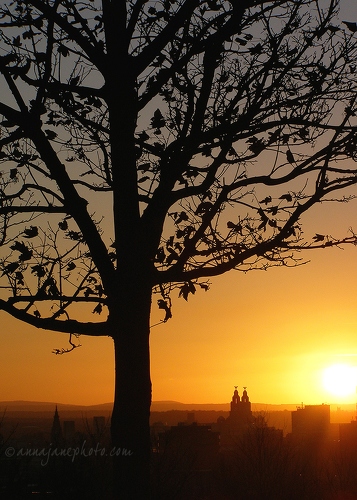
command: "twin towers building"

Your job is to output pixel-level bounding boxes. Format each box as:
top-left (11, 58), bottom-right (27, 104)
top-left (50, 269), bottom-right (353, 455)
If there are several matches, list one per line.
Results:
top-left (214, 386), bottom-right (254, 451)
top-left (229, 386), bottom-right (252, 425)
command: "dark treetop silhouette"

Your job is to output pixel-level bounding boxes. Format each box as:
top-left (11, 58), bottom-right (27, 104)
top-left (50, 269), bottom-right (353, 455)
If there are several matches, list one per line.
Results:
top-left (1, 0), bottom-right (357, 497)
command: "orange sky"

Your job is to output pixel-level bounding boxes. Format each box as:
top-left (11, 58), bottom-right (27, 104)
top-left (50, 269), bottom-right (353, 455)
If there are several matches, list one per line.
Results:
top-left (2, 2), bottom-right (357, 409)
top-left (1, 196), bottom-right (357, 407)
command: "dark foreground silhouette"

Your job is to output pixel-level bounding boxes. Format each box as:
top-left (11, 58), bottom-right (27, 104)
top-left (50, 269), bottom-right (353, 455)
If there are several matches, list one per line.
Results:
top-left (1, 424), bottom-right (357, 500)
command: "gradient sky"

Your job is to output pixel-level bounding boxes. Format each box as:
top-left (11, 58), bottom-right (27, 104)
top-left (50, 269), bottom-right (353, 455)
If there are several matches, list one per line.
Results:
top-left (1, 1), bottom-right (357, 408)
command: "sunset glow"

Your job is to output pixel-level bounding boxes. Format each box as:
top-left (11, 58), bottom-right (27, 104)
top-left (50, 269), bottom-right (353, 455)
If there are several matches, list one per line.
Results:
top-left (2, 241), bottom-right (357, 407)
top-left (322, 364), bottom-right (357, 398)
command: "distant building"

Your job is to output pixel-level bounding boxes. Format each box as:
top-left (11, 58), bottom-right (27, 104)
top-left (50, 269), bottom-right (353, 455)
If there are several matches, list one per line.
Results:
top-left (339, 420), bottom-right (357, 457)
top-left (214, 386), bottom-right (254, 451)
top-left (289, 403), bottom-right (334, 464)
top-left (50, 406), bottom-right (63, 446)
top-left (229, 386), bottom-right (253, 426)
top-left (291, 403), bottom-right (330, 442)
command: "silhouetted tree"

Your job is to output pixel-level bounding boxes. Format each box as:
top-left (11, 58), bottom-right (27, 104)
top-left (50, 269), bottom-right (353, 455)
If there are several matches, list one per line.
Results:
top-left (0, 0), bottom-right (357, 497)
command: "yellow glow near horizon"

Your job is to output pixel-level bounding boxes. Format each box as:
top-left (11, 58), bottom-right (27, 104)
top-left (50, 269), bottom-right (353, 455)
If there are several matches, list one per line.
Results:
top-left (322, 364), bottom-right (357, 399)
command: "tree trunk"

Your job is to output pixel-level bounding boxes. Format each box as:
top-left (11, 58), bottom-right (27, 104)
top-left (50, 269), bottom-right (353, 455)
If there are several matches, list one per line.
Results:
top-left (110, 279), bottom-right (152, 499)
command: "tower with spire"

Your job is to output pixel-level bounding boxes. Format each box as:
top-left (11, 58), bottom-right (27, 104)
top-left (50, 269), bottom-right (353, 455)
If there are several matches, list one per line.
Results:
top-left (51, 405), bottom-right (63, 446)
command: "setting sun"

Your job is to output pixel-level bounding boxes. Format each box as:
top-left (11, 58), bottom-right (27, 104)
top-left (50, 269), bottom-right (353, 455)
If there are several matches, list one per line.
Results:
top-left (322, 364), bottom-right (357, 398)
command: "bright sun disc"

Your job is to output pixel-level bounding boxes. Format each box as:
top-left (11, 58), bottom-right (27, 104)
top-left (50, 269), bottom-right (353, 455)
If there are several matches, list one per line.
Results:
top-left (322, 364), bottom-right (357, 398)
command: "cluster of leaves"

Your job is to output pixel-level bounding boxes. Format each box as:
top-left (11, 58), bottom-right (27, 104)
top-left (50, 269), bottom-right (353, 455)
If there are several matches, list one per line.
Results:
top-left (0, 216), bottom-right (107, 321)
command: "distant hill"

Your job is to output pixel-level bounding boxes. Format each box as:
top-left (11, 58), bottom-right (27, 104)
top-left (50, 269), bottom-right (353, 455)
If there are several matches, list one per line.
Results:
top-left (0, 400), bottom-right (293, 413)
top-left (151, 401), bottom-right (230, 411)
top-left (0, 400), bottom-right (112, 413)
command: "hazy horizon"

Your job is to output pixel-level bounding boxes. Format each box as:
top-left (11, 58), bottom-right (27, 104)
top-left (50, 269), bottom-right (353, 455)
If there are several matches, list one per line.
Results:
top-left (1, 397), bottom-right (356, 411)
